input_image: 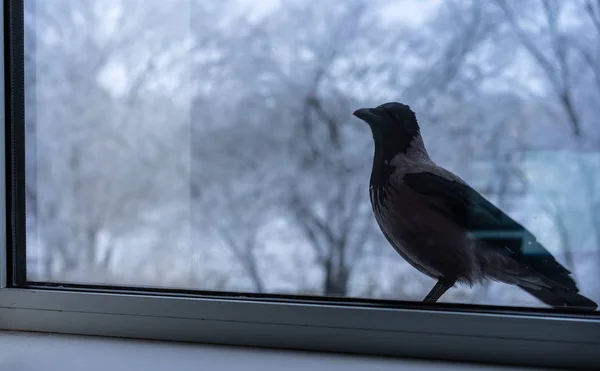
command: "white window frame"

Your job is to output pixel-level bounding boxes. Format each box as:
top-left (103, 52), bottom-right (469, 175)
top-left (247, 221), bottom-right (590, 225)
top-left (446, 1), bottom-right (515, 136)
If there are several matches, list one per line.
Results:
top-left (0, 2), bottom-right (598, 369)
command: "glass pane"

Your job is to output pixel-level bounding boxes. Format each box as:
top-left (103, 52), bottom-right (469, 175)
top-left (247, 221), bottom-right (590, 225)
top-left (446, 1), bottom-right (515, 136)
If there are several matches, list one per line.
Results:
top-left (25, 0), bottom-right (600, 311)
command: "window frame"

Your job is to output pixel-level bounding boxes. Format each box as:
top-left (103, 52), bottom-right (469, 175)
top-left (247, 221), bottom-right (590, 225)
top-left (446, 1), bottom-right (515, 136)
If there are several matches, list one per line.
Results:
top-left (1, 288), bottom-right (599, 369)
top-left (0, 0), bottom-right (6, 291)
top-left (0, 1), bottom-right (598, 369)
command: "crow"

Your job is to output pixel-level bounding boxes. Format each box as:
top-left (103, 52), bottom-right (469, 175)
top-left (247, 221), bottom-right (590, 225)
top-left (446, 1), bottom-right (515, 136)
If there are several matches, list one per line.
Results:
top-left (353, 102), bottom-right (597, 310)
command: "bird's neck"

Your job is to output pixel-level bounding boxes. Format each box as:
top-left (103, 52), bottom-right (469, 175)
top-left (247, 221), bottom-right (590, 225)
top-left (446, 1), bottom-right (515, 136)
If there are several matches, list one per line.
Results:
top-left (370, 133), bottom-right (430, 188)
top-left (401, 135), bottom-right (431, 163)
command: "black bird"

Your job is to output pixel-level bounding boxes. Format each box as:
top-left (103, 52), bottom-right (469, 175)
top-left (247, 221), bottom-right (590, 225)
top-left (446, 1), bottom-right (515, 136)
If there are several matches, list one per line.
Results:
top-left (354, 102), bottom-right (597, 310)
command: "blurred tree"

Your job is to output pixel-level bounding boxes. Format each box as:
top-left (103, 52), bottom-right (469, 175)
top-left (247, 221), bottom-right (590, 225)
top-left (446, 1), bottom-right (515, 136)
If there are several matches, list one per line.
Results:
top-left (25, 0), bottom-right (600, 305)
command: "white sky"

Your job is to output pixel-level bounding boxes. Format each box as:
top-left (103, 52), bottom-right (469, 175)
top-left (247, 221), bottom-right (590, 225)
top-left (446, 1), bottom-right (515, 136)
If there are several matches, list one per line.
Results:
top-left (380, 0), bottom-right (442, 26)
top-left (237, 0), bottom-right (441, 27)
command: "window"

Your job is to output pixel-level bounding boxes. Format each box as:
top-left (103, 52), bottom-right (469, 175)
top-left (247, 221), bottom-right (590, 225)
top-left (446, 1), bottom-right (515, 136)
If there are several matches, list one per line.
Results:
top-left (1, 0), bottom-right (599, 369)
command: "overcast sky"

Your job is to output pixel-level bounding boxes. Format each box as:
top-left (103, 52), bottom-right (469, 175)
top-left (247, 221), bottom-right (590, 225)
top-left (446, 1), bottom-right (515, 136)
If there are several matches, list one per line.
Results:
top-left (237, 0), bottom-right (441, 26)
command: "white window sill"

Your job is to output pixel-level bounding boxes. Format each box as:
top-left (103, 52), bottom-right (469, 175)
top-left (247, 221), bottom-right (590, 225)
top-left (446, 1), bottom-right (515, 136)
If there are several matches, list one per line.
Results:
top-left (0, 331), bottom-right (550, 371)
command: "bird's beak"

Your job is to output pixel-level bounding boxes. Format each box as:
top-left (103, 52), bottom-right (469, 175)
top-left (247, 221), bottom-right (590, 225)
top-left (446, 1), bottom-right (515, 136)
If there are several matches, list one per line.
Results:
top-left (353, 108), bottom-right (377, 123)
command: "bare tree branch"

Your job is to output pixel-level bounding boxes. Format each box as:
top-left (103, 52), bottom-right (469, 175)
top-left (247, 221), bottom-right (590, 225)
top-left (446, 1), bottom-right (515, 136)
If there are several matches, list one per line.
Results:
top-left (495, 0), bottom-right (582, 135)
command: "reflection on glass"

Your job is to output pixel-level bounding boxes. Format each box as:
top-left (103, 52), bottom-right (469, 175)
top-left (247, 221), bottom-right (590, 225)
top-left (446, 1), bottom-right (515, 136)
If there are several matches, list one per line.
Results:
top-left (25, 0), bottom-right (600, 309)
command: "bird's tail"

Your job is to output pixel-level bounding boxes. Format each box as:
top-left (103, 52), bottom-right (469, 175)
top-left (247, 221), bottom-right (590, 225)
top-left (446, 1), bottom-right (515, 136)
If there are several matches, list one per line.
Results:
top-left (518, 284), bottom-right (598, 310)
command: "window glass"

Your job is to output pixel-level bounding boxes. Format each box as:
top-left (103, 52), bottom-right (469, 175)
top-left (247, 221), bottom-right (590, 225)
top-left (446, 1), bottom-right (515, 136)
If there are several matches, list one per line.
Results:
top-left (25, 0), bottom-right (600, 310)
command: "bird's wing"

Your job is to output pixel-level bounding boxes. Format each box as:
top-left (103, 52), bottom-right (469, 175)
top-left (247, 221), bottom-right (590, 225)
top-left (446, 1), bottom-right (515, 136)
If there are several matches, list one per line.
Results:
top-left (403, 171), bottom-right (577, 291)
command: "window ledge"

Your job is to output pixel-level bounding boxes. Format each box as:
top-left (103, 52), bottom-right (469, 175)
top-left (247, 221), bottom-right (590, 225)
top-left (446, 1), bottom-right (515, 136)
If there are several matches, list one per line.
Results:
top-left (0, 330), bottom-right (548, 371)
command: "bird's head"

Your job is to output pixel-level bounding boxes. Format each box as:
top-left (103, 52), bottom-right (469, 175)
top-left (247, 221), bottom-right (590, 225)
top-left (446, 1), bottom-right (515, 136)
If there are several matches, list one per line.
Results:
top-left (353, 102), bottom-right (423, 160)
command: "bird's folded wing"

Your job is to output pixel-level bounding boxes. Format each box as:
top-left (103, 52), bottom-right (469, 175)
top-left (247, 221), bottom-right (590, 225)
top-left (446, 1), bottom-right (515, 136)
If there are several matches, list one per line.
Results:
top-left (403, 171), bottom-right (577, 290)
top-left (403, 171), bottom-right (521, 232)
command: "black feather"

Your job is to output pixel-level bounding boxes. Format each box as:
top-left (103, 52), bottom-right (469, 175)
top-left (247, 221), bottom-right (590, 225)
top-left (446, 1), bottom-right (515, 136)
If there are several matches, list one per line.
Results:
top-left (403, 171), bottom-right (587, 296)
top-left (518, 285), bottom-right (598, 310)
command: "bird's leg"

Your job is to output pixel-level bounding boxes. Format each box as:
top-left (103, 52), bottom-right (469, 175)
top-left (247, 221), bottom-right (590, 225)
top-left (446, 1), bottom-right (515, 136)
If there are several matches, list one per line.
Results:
top-left (423, 279), bottom-right (455, 303)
